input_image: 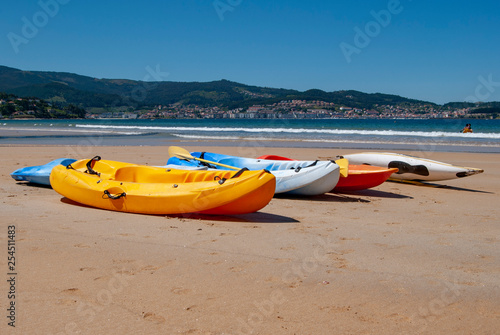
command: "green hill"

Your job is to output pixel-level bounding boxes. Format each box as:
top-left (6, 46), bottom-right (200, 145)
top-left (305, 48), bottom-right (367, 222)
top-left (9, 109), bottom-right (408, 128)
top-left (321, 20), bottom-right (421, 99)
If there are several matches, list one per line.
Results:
top-left (0, 65), bottom-right (434, 109)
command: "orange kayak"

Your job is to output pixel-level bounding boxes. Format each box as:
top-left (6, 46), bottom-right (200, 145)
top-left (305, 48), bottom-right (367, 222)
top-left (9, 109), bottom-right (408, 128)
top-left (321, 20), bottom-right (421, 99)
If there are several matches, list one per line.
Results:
top-left (50, 157), bottom-right (276, 215)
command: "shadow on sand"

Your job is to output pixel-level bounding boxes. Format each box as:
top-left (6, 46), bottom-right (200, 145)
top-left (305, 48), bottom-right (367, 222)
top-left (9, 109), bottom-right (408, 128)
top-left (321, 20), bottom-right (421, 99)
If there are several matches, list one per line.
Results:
top-left (332, 189), bottom-right (414, 199)
top-left (387, 180), bottom-right (494, 194)
top-left (167, 212), bottom-right (299, 223)
top-left (60, 197), bottom-right (298, 223)
top-left (275, 192), bottom-right (372, 203)
top-left (17, 182), bottom-right (52, 189)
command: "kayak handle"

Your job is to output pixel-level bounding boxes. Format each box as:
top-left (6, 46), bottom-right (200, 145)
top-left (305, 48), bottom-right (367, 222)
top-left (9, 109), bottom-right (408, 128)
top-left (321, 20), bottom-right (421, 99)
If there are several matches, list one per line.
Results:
top-left (103, 189), bottom-right (126, 200)
top-left (85, 156), bottom-right (102, 176)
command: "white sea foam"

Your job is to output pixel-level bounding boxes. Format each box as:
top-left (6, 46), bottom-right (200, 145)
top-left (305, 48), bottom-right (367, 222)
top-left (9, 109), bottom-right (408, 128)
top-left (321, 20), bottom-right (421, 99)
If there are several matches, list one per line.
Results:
top-left (75, 124), bottom-right (500, 139)
top-left (0, 127), bottom-right (143, 135)
top-left (173, 134), bottom-right (242, 140)
top-left (172, 134), bottom-right (500, 147)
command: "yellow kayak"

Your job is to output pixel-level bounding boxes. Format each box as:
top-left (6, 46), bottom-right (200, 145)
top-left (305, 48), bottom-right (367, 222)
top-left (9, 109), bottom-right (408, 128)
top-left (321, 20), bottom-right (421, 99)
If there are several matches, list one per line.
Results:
top-left (50, 156), bottom-right (276, 215)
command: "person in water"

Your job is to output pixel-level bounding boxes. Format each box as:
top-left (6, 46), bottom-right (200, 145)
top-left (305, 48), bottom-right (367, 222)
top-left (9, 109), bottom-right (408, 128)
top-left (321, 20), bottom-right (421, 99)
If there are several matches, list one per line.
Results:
top-left (461, 123), bottom-right (473, 133)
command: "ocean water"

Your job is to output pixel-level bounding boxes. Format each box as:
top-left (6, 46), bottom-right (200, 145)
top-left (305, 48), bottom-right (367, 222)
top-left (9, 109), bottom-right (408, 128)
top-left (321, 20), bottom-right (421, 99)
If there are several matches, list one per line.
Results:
top-left (1, 118), bottom-right (500, 153)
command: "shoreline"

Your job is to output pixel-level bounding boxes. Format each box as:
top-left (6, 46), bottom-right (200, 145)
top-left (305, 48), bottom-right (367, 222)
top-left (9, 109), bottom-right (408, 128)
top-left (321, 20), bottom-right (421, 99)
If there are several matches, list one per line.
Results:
top-left (1, 129), bottom-right (500, 153)
top-left (1, 140), bottom-right (500, 154)
top-left (2, 118), bottom-right (500, 155)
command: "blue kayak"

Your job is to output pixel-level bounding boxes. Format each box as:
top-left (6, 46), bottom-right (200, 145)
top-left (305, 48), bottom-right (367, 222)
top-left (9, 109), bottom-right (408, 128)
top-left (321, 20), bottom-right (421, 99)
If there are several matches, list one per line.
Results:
top-left (11, 158), bottom-right (77, 186)
top-left (11, 158), bottom-right (206, 187)
top-left (167, 151), bottom-right (343, 195)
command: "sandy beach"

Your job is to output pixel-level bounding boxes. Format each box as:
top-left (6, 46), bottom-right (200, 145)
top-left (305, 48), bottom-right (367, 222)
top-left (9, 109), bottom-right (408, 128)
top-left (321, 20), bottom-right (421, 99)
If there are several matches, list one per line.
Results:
top-left (1, 144), bottom-right (499, 334)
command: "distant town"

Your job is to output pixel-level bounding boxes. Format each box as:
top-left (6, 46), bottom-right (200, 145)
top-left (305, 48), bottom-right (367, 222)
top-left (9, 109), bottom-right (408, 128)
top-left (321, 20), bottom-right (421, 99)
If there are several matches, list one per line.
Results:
top-left (1, 94), bottom-right (498, 120)
top-left (86, 100), bottom-right (497, 120)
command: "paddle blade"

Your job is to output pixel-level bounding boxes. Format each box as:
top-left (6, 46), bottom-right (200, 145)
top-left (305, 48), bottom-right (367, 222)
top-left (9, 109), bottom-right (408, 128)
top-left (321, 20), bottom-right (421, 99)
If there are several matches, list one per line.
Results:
top-left (168, 146), bottom-right (193, 160)
top-left (168, 146), bottom-right (240, 170)
top-left (335, 158), bottom-right (349, 178)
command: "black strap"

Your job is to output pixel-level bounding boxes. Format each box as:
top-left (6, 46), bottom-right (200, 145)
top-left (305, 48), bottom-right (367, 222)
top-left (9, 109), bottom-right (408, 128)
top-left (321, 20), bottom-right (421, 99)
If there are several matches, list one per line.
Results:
top-left (214, 175), bottom-right (226, 185)
top-left (85, 156), bottom-right (101, 176)
top-left (103, 190), bottom-right (126, 200)
top-left (214, 167), bottom-right (249, 185)
top-left (200, 160), bottom-right (217, 169)
top-left (231, 167), bottom-right (249, 179)
top-left (196, 152), bottom-right (218, 168)
top-left (306, 160), bottom-right (319, 168)
top-left (292, 160), bottom-right (318, 173)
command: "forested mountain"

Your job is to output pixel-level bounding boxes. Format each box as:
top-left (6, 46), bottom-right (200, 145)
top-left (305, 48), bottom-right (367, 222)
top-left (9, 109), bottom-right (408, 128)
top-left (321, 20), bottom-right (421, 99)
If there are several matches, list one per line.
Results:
top-left (0, 66), bottom-right (433, 109)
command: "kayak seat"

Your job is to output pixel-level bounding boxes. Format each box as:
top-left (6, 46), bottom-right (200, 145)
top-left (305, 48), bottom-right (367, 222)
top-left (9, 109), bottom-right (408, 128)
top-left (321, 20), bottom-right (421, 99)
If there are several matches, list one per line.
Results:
top-left (113, 166), bottom-right (237, 184)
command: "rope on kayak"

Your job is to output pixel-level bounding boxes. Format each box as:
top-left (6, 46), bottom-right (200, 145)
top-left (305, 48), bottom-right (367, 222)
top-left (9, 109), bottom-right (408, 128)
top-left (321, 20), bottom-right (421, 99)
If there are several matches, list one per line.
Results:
top-left (85, 156), bottom-right (102, 176)
top-left (103, 190), bottom-right (126, 200)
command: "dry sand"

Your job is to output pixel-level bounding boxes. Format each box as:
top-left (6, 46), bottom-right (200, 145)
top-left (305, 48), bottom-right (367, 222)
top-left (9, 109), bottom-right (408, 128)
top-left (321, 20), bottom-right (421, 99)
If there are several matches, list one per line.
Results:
top-left (1, 145), bottom-right (499, 335)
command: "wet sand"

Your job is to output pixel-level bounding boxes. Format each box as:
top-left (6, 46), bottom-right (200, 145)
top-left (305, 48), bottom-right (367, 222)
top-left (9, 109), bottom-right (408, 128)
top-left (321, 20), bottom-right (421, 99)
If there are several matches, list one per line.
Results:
top-left (1, 145), bottom-right (499, 334)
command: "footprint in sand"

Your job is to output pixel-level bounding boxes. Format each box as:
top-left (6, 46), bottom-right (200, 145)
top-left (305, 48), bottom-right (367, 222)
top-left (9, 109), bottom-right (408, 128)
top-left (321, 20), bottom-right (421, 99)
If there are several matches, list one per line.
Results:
top-left (274, 258), bottom-right (292, 263)
top-left (339, 237), bottom-right (361, 242)
top-left (243, 225), bottom-right (261, 229)
top-left (280, 246), bottom-right (296, 251)
top-left (56, 298), bottom-right (78, 306)
top-left (140, 265), bottom-right (161, 274)
top-left (265, 276), bottom-right (282, 283)
top-left (319, 305), bottom-right (352, 313)
top-left (60, 288), bottom-right (84, 297)
top-left (142, 312), bottom-right (166, 324)
top-left (112, 259), bottom-right (136, 264)
top-left (171, 287), bottom-right (192, 295)
top-left (74, 243), bottom-right (90, 248)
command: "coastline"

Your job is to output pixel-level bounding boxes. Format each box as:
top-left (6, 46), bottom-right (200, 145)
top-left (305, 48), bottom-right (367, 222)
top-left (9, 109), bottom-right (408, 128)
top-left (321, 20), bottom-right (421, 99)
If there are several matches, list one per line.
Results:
top-left (2, 118), bottom-right (500, 153)
top-left (1, 130), bottom-right (500, 154)
top-left (1, 144), bottom-right (499, 334)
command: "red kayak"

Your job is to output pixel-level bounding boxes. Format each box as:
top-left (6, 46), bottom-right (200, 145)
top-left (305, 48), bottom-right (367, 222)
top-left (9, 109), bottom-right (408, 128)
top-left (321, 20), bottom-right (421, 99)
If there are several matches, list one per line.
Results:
top-left (332, 164), bottom-right (398, 192)
top-left (257, 155), bottom-right (294, 161)
top-left (257, 155), bottom-right (398, 192)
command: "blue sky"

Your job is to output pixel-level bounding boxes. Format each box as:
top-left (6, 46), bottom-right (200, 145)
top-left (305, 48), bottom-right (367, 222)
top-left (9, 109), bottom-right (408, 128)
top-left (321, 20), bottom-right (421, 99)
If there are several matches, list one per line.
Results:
top-left (1, 0), bottom-right (499, 104)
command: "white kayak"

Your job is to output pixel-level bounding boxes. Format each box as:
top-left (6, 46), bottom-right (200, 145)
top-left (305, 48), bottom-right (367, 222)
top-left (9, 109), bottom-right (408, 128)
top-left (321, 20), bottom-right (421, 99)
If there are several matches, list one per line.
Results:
top-left (167, 151), bottom-right (346, 195)
top-left (343, 152), bottom-right (484, 181)
top-left (270, 161), bottom-right (341, 195)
